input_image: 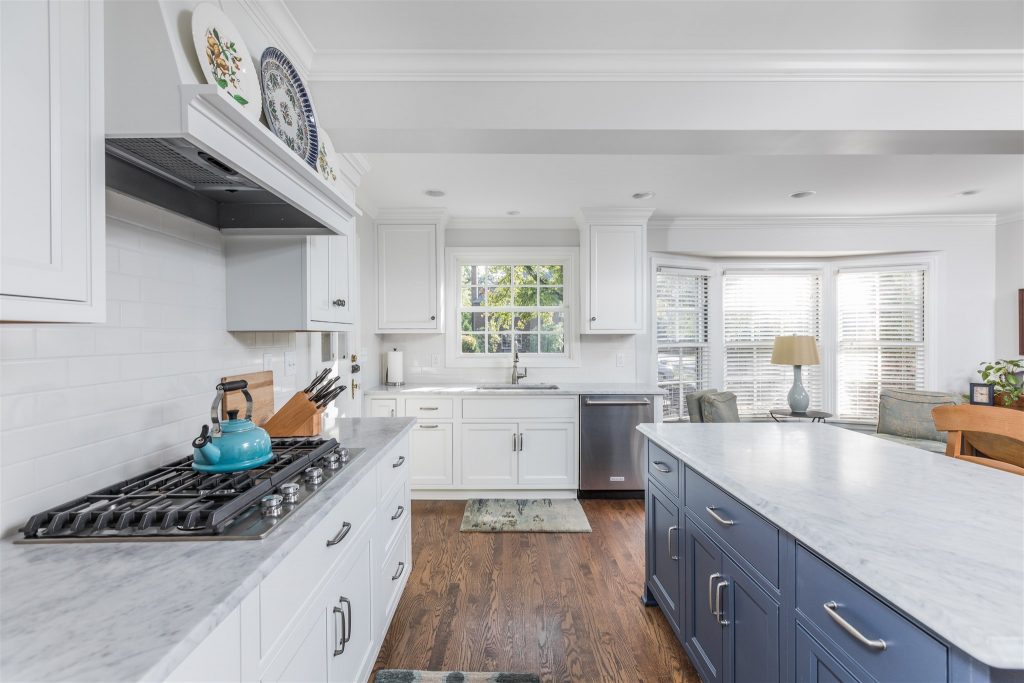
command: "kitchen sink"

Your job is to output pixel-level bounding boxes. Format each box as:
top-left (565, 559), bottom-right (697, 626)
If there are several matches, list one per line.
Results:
top-left (476, 384), bottom-right (560, 390)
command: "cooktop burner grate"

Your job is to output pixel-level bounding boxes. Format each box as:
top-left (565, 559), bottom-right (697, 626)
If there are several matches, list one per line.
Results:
top-left (20, 438), bottom-right (345, 541)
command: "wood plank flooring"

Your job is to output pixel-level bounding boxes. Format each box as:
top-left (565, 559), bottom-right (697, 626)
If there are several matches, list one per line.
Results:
top-left (371, 499), bottom-right (700, 682)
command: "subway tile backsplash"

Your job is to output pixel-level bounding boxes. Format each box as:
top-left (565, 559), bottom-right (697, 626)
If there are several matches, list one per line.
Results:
top-left (0, 192), bottom-right (298, 537)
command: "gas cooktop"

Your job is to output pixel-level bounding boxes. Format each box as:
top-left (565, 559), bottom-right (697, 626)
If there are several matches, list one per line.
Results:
top-left (18, 438), bottom-right (365, 543)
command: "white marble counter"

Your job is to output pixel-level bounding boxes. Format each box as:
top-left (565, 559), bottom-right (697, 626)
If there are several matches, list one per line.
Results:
top-left (0, 417), bottom-right (416, 683)
top-left (365, 382), bottom-right (666, 396)
top-left (637, 422), bottom-right (1024, 670)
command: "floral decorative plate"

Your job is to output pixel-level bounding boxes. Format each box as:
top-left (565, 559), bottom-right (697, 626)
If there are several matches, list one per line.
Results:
top-left (260, 47), bottom-right (319, 168)
top-left (316, 130), bottom-right (340, 187)
top-left (191, 3), bottom-right (261, 121)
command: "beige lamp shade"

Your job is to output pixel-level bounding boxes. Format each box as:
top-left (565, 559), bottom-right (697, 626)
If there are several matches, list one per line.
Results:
top-left (771, 335), bottom-right (820, 366)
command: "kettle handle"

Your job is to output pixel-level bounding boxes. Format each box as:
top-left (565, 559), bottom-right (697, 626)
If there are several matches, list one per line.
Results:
top-left (211, 380), bottom-right (254, 427)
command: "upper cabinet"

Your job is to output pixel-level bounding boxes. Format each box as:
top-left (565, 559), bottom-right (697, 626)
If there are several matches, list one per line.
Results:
top-left (376, 210), bottom-right (446, 333)
top-left (1, 0), bottom-right (105, 323)
top-left (578, 208), bottom-right (652, 334)
top-left (226, 234), bottom-right (354, 331)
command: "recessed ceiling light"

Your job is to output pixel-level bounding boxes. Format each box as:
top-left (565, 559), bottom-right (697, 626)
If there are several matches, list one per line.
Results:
top-left (424, 189), bottom-right (445, 197)
top-left (506, 210), bottom-right (521, 216)
top-left (632, 191), bottom-right (655, 200)
top-left (790, 191), bottom-right (816, 199)
top-left (959, 189), bottom-right (981, 196)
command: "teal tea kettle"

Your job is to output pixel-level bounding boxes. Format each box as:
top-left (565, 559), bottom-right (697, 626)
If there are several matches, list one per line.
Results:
top-left (191, 380), bottom-right (273, 473)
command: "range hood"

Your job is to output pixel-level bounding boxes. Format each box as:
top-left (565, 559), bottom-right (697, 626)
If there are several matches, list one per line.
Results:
top-left (104, 1), bottom-right (360, 235)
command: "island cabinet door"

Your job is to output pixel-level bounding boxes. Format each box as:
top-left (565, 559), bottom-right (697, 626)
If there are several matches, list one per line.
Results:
top-left (794, 625), bottom-right (862, 683)
top-left (646, 483), bottom-right (682, 630)
top-left (723, 555), bottom-right (780, 683)
top-left (684, 520), bottom-right (726, 683)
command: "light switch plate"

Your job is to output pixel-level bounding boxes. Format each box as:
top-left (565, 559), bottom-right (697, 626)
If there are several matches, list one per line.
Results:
top-left (615, 352), bottom-right (625, 367)
top-left (263, 353), bottom-right (274, 371)
top-left (284, 351), bottom-right (296, 376)
top-left (431, 353), bottom-right (441, 368)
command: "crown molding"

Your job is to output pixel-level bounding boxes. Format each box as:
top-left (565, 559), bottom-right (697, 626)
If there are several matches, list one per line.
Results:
top-left (996, 211), bottom-right (1024, 225)
top-left (576, 207), bottom-right (656, 226)
top-left (310, 49), bottom-right (1024, 83)
top-left (447, 217), bottom-right (578, 232)
top-left (236, 0), bottom-right (316, 77)
top-left (648, 214), bottom-right (999, 230)
top-left (375, 208), bottom-right (449, 225)
top-left (334, 152), bottom-right (371, 190)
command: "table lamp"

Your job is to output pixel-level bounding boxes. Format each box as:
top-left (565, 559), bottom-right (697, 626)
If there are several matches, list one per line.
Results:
top-left (771, 335), bottom-right (820, 413)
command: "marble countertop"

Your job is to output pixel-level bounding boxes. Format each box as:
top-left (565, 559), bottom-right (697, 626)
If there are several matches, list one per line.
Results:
top-left (365, 382), bottom-right (666, 396)
top-left (637, 422), bottom-right (1024, 670)
top-left (0, 417), bottom-right (416, 683)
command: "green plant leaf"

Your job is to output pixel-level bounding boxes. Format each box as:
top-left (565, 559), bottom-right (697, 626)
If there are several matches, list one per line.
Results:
top-left (216, 78), bottom-right (228, 89)
top-left (232, 94), bottom-right (249, 105)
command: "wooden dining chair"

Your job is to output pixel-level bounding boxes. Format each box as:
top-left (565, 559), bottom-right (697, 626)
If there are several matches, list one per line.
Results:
top-left (931, 404), bottom-right (1024, 475)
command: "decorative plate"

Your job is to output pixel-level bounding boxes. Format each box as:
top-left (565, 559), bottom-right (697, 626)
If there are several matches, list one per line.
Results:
top-left (316, 130), bottom-right (340, 187)
top-left (260, 47), bottom-right (319, 168)
top-left (191, 3), bottom-right (261, 121)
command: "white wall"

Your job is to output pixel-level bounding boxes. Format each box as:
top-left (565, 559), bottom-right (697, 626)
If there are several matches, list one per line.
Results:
top-left (995, 217), bottom-right (1024, 358)
top-left (0, 193), bottom-right (301, 537)
top-left (356, 212), bottom-right (383, 390)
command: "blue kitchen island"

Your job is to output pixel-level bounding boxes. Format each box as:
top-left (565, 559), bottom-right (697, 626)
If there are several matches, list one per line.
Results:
top-left (638, 422), bottom-right (1024, 683)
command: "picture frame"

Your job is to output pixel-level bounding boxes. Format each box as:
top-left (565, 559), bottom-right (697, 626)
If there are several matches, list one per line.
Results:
top-left (969, 382), bottom-right (995, 406)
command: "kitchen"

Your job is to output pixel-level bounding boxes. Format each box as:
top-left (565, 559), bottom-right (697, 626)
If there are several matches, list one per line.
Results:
top-left (1, 1), bottom-right (1023, 682)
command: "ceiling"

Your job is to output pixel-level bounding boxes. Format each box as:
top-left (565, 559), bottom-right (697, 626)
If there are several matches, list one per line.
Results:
top-left (282, 0), bottom-right (1024, 219)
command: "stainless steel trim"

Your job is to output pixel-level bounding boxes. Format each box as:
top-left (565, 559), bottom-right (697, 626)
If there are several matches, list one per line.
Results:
top-left (392, 561), bottom-right (406, 581)
top-left (705, 506), bottom-right (736, 527)
top-left (583, 398), bottom-right (652, 406)
top-left (652, 461), bottom-right (672, 474)
top-left (715, 578), bottom-right (730, 626)
top-left (668, 525), bottom-right (679, 561)
top-left (326, 521), bottom-right (352, 547)
top-left (824, 601), bottom-right (887, 651)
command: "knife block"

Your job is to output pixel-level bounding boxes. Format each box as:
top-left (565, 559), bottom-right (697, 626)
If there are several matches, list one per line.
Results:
top-left (264, 392), bottom-right (323, 437)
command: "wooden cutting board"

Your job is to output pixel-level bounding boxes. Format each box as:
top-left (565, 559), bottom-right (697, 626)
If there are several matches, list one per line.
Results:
top-left (220, 370), bottom-right (274, 426)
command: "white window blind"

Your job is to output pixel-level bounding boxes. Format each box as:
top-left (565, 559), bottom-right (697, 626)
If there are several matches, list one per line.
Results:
top-left (836, 267), bottom-right (927, 422)
top-left (655, 268), bottom-right (709, 421)
top-left (723, 270), bottom-right (823, 418)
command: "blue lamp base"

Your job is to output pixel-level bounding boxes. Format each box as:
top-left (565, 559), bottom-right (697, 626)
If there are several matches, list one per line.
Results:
top-left (787, 365), bottom-right (810, 413)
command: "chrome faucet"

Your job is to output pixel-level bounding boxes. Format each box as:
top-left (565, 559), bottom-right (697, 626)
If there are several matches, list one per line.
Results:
top-left (511, 349), bottom-right (528, 385)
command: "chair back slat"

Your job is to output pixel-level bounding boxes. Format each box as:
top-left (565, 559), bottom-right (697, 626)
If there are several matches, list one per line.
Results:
top-left (931, 405), bottom-right (1024, 474)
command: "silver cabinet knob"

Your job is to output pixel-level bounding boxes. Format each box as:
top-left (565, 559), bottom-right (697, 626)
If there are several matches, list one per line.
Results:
top-left (591, 316), bottom-right (597, 322)
top-left (430, 315), bottom-right (436, 321)
top-left (333, 299), bottom-right (346, 307)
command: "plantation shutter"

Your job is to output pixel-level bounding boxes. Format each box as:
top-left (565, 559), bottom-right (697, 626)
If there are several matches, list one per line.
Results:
top-left (722, 270), bottom-right (823, 418)
top-left (656, 268), bottom-right (709, 421)
top-left (836, 267), bottom-right (927, 422)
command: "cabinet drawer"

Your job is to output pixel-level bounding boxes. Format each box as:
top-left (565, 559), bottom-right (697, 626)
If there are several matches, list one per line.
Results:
top-left (378, 521), bottom-right (411, 622)
top-left (647, 443), bottom-right (681, 499)
top-left (406, 397), bottom-right (453, 418)
top-left (379, 480), bottom-right (409, 557)
top-left (685, 468), bottom-right (779, 587)
top-left (260, 470), bottom-right (376, 657)
top-left (796, 545), bottom-right (947, 683)
top-left (463, 397), bottom-right (576, 420)
top-left (378, 434), bottom-right (411, 499)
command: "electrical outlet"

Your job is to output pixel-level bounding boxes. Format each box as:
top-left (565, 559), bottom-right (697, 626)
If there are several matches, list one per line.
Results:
top-left (262, 353), bottom-right (274, 371)
top-left (431, 353), bottom-right (441, 368)
top-left (284, 351), bottom-right (296, 376)
top-left (615, 352), bottom-right (625, 367)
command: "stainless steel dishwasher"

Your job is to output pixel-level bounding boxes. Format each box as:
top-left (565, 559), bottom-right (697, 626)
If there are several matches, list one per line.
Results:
top-left (579, 394), bottom-right (654, 493)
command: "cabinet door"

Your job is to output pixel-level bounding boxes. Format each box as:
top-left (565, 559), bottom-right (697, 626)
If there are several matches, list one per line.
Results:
top-left (327, 537), bottom-right (376, 683)
top-left (1, 0), bottom-right (104, 322)
top-left (377, 224), bottom-right (438, 330)
top-left (684, 520), bottom-right (726, 683)
top-left (410, 422), bottom-right (454, 487)
top-left (646, 483), bottom-right (681, 631)
top-left (329, 232), bottom-right (353, 324)
top-left (588, 225), bottom-right (642, 332)
top-left (308, 235), bottom-right (352, 325)
top-left (460, 423), bottom-right (517, 487)
top-left (262, 607), bottom-right (328, 683)
top-left (724, 555), bottom-right (780, 683)
top-left (369, 399), bottom-right (398, 418)
top-left (795, 626), bottom-right (862, 683)
top-left (517, 421), bottom-right (575, 487)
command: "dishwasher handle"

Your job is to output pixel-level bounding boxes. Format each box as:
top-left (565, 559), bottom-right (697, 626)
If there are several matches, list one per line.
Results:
top-left (583, 398), bottom-right (652, 406)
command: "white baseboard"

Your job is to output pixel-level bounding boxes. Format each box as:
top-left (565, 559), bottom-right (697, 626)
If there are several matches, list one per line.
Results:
top-left (411, 489), bottom-right (579, 500)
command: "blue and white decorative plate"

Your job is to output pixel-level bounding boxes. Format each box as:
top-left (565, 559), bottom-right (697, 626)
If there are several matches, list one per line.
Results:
top-left (259, 47), bottom-right (318, 167)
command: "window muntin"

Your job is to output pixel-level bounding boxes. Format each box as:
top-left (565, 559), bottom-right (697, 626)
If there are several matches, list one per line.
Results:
top-left (655, 268), bottom-right (709, 421)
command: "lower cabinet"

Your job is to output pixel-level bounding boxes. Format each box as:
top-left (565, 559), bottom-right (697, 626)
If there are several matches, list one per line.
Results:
top-left (264, 604), bottom-right (329, 683)
top-left (684, 520), bottom-right (727, 683)
top-left (795, 625), bottom-right (860, 683)
top-left (460, 421), bottom-right (576, 488)
top-left (369, 399), bottom-right (398, 418)
top-left (461, 423), bottom-right (518, 487)
top-left (326, 536), bottom-right (376, 682)
top-left (646, 482), bottom-right (682, 632)
top-left (410, 422), bottom-right (454, 487)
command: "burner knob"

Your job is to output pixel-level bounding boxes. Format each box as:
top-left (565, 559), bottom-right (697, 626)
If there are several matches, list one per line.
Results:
top-left (325, 451), bottom-right (342, 470)
top-left (279, 482), bottom-right (300, 504)
top-left (304, 466), bottom-right (324, 486)
top-left (261, 494), bottom-right (284, 517)
top-left (337, 447), bottom-right (350, 462)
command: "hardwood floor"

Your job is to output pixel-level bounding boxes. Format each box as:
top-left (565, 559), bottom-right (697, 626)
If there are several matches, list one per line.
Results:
top-left (371, 499), bottom-right (701, 682)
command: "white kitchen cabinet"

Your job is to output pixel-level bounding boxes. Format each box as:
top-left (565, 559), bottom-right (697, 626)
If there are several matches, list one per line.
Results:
top-left (262, 606), bottom-right (328, 683)
top-left (326, 536), bottom-right (376, 683)
top-left (376, 211), bottom-right (446, 333)
top-left (226, 234), bottom-right (353, 331)
top-left (165, 606), bottom-right (242, 683)
top-left (517, 421), bottom-right (576, 487)
top-left (369, 399), bottom-right (398, 418)
top-left (461, 423), bottom-right (519, 487)
top-left (578, 209), bottom-right (652, 334)
top-left (410, 423), bottom-right (454, 487)
top-left (1, 0), bottom-right (105, 323)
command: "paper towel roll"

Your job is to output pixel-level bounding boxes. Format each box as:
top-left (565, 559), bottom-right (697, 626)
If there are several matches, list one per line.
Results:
top-left (385, 350), bottom-right (404, 385)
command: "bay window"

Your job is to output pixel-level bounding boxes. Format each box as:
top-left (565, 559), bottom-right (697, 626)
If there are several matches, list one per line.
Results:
top-left (655, 267), bottom-right (709, 421)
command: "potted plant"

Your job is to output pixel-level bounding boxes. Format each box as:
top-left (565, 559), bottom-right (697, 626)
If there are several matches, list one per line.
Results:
top-left (978, 359), bottom-right (1024, 409)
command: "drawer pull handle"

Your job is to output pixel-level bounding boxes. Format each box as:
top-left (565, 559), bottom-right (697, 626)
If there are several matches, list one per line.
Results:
top-left (824, 601), bottom-right (887, 651)
top-left (392, 455), bottom-right (406, 468)
top-left (667, 525), bottom-right (679, 561)
top-left (392, 561), bottom-right (406, 581)
top-left (326, 521), bottom-right (352, 547)
top-left (652, 461), bottom-right (672, 474)
top-left (715, 576), bottom-right (730, 626)
top-left (391, 505), bottom-right (405, 520)
top-left (419, 406), bottom-right (439, 411)
top-left (332, 604), bottom-right (346, 656)
top-left (419, 424), bottom-right (440, 429)
top-left (705, 506), bottom-right (736, 527)
top-left (333, 596), bottom-right (352, 656)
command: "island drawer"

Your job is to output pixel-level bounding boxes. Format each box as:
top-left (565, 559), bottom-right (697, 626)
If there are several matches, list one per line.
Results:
top-left (647, 443), bottom-right (681, 499)
top-left (685, 468), bottom-right (779, 586)
top-left (405, 397), bottom-right (454, 419)
top-left (378, 434), bottom-right (411, 499)
top-left (796, 545), bottom-right (947, 683)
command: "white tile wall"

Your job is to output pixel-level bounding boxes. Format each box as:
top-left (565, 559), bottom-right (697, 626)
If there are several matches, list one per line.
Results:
top-left (0, 192), bottom-right (299, 537)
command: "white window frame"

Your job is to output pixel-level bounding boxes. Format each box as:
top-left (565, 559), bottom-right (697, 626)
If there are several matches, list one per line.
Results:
top-left (445, 247), bottom-right (581, 368)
